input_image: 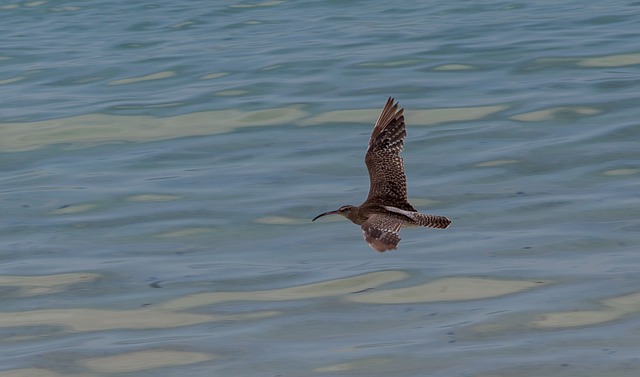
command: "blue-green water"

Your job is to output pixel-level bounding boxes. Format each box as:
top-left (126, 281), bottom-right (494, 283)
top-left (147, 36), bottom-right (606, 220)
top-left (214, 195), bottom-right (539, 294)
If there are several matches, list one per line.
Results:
top-left (2, 1), bottom-right (640, 376)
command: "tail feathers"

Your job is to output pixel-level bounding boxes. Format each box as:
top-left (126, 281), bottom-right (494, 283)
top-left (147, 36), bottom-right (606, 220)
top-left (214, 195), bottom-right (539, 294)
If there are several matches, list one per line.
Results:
top-left (415, 213), bottom-right (451, 229)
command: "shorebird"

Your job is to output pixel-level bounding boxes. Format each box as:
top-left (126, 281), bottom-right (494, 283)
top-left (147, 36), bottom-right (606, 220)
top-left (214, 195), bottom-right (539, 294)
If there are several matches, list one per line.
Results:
top-left (312, 97), bottom-right (451, 252)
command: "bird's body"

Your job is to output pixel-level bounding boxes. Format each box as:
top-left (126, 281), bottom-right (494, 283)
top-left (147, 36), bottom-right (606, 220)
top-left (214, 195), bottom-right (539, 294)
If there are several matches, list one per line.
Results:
top-left (312, 98), bottom-right (451, 252)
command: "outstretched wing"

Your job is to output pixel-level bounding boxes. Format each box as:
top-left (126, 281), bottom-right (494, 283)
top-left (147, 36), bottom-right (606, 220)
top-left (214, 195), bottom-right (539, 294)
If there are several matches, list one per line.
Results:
top-left (361, 213), bottom-right (402, 252)
top-left (364, 97), bottom-right (414, 211)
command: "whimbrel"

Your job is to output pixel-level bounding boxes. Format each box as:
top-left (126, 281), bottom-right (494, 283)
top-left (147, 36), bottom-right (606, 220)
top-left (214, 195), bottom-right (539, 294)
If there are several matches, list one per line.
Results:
top-left (312, 98), bottom-right (451, 252)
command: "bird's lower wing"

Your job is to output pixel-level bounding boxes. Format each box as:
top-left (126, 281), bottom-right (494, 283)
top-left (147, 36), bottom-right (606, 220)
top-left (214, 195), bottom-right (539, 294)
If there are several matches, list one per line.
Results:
top-left (361, 214), bottom-right (402, 252)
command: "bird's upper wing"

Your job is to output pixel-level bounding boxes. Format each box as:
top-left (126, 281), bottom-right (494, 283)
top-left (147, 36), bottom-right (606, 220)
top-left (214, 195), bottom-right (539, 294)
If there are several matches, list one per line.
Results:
top-left (364, 97), bottom-right (414, 210)
top-left (361, 213), bottom-right (403, 252)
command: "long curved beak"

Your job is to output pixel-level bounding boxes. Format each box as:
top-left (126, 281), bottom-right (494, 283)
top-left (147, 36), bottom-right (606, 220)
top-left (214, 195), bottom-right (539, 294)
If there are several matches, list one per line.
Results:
top-left (312, 210), bottom-right (339, 222)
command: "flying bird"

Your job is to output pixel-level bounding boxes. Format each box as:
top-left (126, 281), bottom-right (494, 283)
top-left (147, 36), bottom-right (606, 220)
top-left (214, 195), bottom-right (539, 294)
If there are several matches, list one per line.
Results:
top-left (312, 98), bottom-right (451, 252)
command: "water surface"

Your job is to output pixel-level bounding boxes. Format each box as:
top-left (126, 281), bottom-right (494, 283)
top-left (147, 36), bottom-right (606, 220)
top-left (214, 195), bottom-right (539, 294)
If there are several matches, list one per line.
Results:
top-left (1, 1), bottom-right (640, 376)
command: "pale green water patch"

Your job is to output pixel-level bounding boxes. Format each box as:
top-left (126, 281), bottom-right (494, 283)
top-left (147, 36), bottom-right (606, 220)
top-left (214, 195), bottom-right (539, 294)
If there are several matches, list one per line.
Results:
top-left (511, 106), bottom-right (601, 121)
top-left (578, 52), bottom-right (640, 67)
top-left (229, 0), bottom-right (285, 8)
top-left (0, 369), bottom-right (69, 377)
top-left (171, 20), bottom-right (196, 29)
top-left (215, 89), bottom-right (250, 96)
top-left (476, 159), bottom-right (520, 167)
top-left (125, 194), bottom-right (182, 202)
top-left (533, 53), bottom-right (640, 69)
top-left (0, 107), bottom-right (306, 151)
top-left (113, 102), bottom-right (184, 109)
top-left (0, 76), bottom-right (25, 85)
top-left (50, 203), bottom-right (98, 214)
top-left (107, 71), bottom-right (176, 86)
top-left (0, 272), bottom-right (100, 297)
top-left (348, 277), bottom-right (550, 304)
top-left (200, 72), bottom-right (229, 80)
top-left (25, 1), bottom-right (46, 7)
top-left (160, 271), bottom-right (409, 311)
top-left (80, 350), bottom-right (215, 373)
top-left (313, 357), bottom-right (392, 373)
top-left (433, 64), bottom-right (474, 71)
top-left (303, 105), bottom-right (508, 126)
top-left (602, 168), bottom-right (640, 176)
top-left (155, 227), bottom-right (215, 238)
top-left (0, 307), bottom-right (278, 332)
top-left (255, 216), bottom-right (305, 225)
top-left (358, 59), bottom-right (426, 68)
top-left (0, 103), bottom-right (509, 152)
top-left (0, 351), bottom-right (217, 376)
top-left (533, 291), bottom-right (640, 329)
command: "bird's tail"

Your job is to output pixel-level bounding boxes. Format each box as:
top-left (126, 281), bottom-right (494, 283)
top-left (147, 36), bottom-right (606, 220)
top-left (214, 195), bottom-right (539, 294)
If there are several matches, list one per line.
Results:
top-left (414, 213), bottom-right (451, 229)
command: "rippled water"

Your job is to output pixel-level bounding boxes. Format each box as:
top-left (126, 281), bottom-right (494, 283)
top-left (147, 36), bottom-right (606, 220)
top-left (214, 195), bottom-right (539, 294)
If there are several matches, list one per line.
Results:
top-left (2, 1), bottom-right (640, 376)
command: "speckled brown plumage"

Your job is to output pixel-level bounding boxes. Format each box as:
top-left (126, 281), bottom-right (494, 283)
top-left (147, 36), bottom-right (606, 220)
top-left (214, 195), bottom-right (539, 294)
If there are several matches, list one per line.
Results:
top-left (312, 97), bottom-right (451, 252)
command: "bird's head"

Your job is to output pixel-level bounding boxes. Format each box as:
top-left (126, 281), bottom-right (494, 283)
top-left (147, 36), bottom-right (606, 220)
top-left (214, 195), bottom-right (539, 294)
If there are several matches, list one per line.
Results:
top-left (312, 205), bottom-right (358, 222)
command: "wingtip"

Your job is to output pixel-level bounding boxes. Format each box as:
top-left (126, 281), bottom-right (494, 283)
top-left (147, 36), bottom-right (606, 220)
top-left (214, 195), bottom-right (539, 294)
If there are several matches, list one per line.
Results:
top-left (379, 96), bottom-right (396, 108)
top-left (370, 97), bottom-right (404, 146)
top-left (385, 96), bottom-right (399, 110)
